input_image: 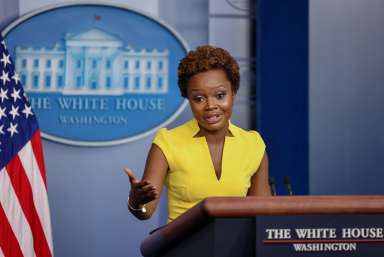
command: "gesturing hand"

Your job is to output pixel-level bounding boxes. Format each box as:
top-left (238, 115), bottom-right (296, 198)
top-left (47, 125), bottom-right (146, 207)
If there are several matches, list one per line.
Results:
top-left (124, 167), bottom-right (158, 208)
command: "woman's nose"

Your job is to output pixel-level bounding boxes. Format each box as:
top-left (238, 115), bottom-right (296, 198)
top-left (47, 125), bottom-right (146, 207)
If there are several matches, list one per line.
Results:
top-left (205, 97), bottom-right (217, 110)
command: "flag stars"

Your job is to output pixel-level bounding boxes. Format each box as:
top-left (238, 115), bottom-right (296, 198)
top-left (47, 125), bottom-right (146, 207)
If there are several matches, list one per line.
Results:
top-left (0, 106), bottom-right (6, 120)
top-left (9, 105), bottom-right (20, 120)
top-left (1, 40), bottom-right (6, 49)
top-left (0, 88), bottom-right (8, 102)
top-left (0, 70), bottom-right (10, 85)
top-left (11, 88), bottom-right (21, 102)
top-left (0, 52), bottom-right (11, 68)
top-left (0, 124), bottom-right (4, 134)
top-left (12, 73), bottom-right (20, 85)
top-left (7, 122), bottom-right (18, 137)
top-left (22, 104), bottom-right (33, 118)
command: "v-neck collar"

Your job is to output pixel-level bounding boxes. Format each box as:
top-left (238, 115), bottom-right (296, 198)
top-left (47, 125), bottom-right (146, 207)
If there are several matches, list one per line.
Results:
top-left (186, 119), bottom-right (237, 182)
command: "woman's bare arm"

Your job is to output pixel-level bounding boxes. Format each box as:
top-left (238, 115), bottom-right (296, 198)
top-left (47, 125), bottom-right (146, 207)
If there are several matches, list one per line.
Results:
top-left (247, 152), bottom-right (271, 196)
top-left (125, 144), bottom-right (168, 220)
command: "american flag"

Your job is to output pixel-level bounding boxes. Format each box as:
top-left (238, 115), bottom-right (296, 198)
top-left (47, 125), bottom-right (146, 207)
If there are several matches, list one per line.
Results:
top-left (0, 36), bottom-right (53, 257)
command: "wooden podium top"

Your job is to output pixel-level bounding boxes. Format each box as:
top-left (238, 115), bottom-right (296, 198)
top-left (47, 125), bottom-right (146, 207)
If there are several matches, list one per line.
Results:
top-left (140, 195), bottom-right (384, 256)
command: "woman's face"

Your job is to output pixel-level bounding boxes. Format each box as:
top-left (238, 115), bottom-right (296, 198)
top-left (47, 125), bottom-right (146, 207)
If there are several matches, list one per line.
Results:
top-left (187, 69), bottom-right (235, 135)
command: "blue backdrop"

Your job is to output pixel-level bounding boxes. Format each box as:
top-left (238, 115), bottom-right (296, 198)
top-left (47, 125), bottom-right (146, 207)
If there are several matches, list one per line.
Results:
top-left (256, 0), bottom-right (309, 195)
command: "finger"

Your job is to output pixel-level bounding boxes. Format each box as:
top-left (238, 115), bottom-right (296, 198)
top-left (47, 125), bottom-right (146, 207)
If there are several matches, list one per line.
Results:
top-left (136, 180), bottom-right (151, 188)
top-left (136, 186), bottom-right (158, 199)
top-left (124, 167), bottom-right (139, 184)
top-left (141, 191), bottom-right (159, 203)
top-left (136, 184), bottom-right (156, 195)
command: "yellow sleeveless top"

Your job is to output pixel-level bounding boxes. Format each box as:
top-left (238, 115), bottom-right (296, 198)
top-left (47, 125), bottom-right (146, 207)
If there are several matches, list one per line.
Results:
top-left (153, 119), bottom-right (265, 223)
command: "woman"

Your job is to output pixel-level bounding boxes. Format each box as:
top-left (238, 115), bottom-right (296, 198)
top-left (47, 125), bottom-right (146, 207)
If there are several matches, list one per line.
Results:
top-left (125, 45), bottom-right (270, 223)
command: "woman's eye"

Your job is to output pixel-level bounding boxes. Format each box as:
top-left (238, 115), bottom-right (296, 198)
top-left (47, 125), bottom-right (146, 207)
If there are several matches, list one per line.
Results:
top-left (216, 92), bottom-right (226, 99)
top-left (193, 96), bottom-right (205, 103)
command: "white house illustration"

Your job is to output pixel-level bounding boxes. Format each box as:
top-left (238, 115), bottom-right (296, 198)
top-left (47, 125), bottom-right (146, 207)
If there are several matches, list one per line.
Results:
top-left (15, 28), bottom-right (169, 95)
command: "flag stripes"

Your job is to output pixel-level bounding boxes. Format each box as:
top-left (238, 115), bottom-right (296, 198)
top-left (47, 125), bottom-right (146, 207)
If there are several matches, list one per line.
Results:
top-left (0, 167), bottom-right (35, 257)
top-left (0, 130), bottom-right (52, 257)
top-left (6, 153), bottom-right (51, 257)
top-left (18, 134), bottom-right (53, 254)
top-left (0, 197), bottom-right (24, 257)
top-left (0, 246), bottom-right (6, 257)
top-left (30, 131), bottom-right (47, 188)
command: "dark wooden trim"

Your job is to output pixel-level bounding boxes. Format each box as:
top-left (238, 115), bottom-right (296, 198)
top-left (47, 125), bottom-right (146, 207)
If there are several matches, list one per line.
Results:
top-left (141, 196), bottom-right (384, 256)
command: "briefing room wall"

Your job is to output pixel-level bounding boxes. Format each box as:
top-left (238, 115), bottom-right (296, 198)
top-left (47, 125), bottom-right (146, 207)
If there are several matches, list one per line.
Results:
top-left (309, 0), bottom-right (384, 195)
top-left (0, 0), bottom-right (18, 28)
top-left (0, 1), bottom-right (255, 257)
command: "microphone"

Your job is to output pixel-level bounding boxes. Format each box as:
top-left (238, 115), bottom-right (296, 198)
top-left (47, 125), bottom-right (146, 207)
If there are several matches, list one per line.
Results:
top-left (268, 177), bottom-right (277, 196)
top-left (283, 176), bottom-right (293, 196)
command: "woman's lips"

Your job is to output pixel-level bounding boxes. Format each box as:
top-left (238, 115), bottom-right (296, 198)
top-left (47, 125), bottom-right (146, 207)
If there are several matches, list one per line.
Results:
top-left (204, 113), bottom-right (222, 124)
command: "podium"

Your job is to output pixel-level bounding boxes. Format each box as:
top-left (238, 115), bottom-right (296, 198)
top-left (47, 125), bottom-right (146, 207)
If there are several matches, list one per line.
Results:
top-left (140, 196), bottom-right (384, 257)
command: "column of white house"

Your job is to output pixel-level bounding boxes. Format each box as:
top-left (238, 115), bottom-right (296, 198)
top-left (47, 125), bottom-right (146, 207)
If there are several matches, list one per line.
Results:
top-left (69, 45), bottom-right (83, 91)
top-left (55, 50), bottom-right (65, 91)
top-left (17, 49), bottom-right (34, 91)
top-left (103, 54), bottom-right (106, 91)
top-left (138, 50), bottom-right (145, 93)
top-left (31, 52), bottom-right (38, 90)
top-left (147, 51), bottom-right (158, 93)
top-left (153, 51), bottom-right (161, 93)
top-left (130, 55), bottom-right (136, 93)
top-left (53, 51), bottom-right (63, 91)
top-left (143, 55), bottom-right (151, 93)
top-left (107, 48), bottom-right (116, 91)
top-left (96, 52), bottom-right (101, 90)
top-left (58, 57), bottom-right (65, 90)
top-left (80, 47), bottom-right (86, 90)
top-left (32, 51), bottom-right (43, 91)
top-left (93, 49), bottom-right (100, 90)
top-left (141, 49), bottom-right (154, 93)
top-left (28, 50), bottom-right (38, 91)
top-left (151, 52), bottom-right (161, 94)
top-left (38, 51), bottom-right (44, 90)
top-left (43, 50), bottom-right (52, 91)
top-left (149, 56), bottom-right (155, 93)
top-left (130, 52), bottom-right (139, 93)
top-left (152, 50), bottom-right (161, 93)
top-left (79, 47), bottom-right (86, 90)
top-left (50, 54), bottom-right (57, 91)
top-left (17, 51), bottom-right (28, 89)
top-left (41, 48), bottom-right (56, 92)
top-left (70, 48), bottom-right (78, 90)
top-left (41, 50), bottom-right (47, 91)
top-left (65, 41), bottom-right (73, 90)
top-left (113, 49), bottom-right (122, 92)
top-left (120, 50), bottom-right (128, 92)
top-left (120, 52), bottom-right (127, 91)
top-left (98, 47), bottom-right (109, 91)
top-left (127, 50), bottom-right (137, 93)
top-left (152, 52), bottom-right (168, 94)
top-left (50, 54), bottom-right (56, 90)
top-left (144, 53), bottom-right (151, 93)
top-left (84, 48), bottom-right (90, 90)
top-left (161, 51), bottom-right (168, 93)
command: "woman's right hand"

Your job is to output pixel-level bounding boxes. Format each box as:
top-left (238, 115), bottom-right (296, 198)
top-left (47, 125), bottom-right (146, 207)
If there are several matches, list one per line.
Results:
top-left (124, 167), bottom-right (159, 208)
